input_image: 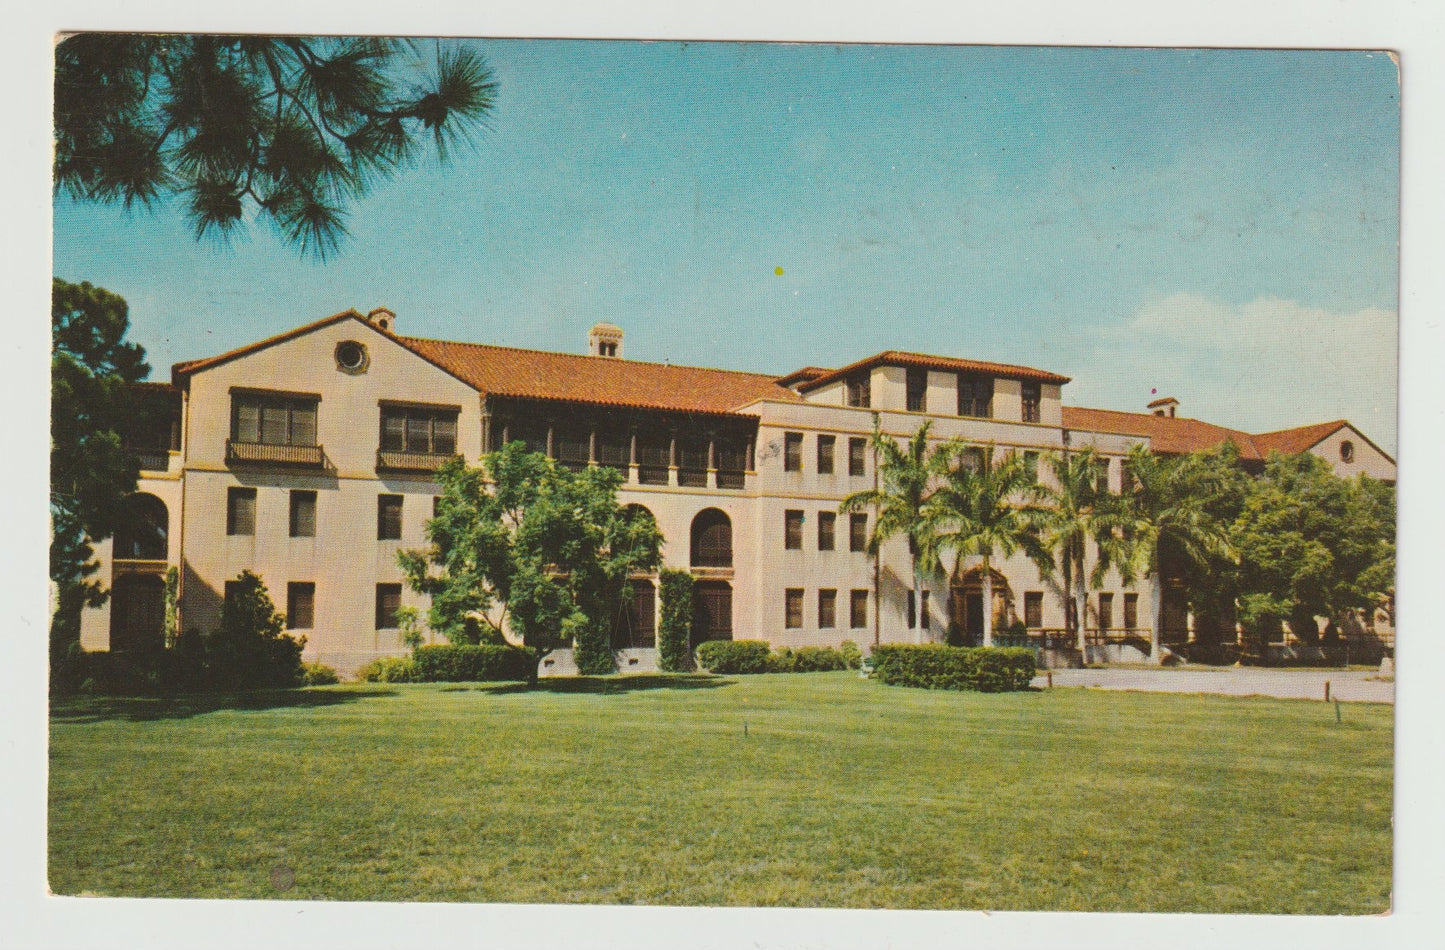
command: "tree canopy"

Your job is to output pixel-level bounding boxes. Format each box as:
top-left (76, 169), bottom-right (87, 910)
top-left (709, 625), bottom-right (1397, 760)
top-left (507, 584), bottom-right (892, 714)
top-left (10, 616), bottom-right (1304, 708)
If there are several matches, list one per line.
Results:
top-left (55, 34), bottom-right (497, 258)
top-left (398, 444), bottom-right (662, 677)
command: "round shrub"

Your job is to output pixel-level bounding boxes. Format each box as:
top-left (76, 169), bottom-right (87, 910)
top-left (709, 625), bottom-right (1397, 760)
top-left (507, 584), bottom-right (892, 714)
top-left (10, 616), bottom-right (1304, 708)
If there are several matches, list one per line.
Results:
top-left (838, 640), bottom-right (863, 671)
top-left (300, 662), bottom-right (339, 686)
top-left (695, 640), bottom-right (772, 674)
top-left (356, 657), bottom-right (419, 683)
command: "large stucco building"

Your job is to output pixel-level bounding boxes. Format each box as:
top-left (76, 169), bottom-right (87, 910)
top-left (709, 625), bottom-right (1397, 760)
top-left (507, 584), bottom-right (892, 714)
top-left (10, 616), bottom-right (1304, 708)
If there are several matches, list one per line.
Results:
top-left (83, 308), bottom-right (1396, 674)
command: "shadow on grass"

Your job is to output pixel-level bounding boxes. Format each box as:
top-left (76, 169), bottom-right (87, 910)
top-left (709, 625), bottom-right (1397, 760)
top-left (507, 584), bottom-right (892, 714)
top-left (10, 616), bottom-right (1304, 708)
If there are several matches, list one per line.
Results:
top-left (445, 673), bottom-right (737, 696)
top-left (50, 688), bottom-right (400, 724)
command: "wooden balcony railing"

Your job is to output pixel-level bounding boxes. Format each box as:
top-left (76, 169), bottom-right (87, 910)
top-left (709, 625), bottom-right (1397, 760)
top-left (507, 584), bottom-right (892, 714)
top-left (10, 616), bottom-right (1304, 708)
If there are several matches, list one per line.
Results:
top-left (226, 440), bottom-right (326, 467)
top-left (130, 450), bottom-right (171, 472)
top-left (376, 449), bottom-right (461, 473)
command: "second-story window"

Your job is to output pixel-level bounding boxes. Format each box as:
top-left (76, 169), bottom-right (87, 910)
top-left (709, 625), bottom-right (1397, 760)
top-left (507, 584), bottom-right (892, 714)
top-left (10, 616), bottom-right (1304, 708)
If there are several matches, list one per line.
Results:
top-left (957, 374), bottom-right (993, 418)
top-left (377, 494), bottom-right (403, 540)
top-left (1022, 381), bottom-right (1042, 423)
top-left (817, 434), bottom-right (835, 474)
top-left (848, 437), bottom-right (867, 477)
top-left (906, 368), bottom-right (928, 412)
top-left (232, 393), bottom-right (317, 446)
top-left (783, 432), bottom-right (803, 472)
top-left (817, 511), bottom-right (836, 550)
top-left (849, 513), bottom-right (868, 552)
top-left (381, 406), bottom-right (457, 456)
top-left (845, 373), bottom-right (871, 408)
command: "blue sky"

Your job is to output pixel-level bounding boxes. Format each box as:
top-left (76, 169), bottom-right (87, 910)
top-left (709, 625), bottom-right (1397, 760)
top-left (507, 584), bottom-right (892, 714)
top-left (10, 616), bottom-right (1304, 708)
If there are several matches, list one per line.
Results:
top-left (52, 41), bottom-right (1400, 450)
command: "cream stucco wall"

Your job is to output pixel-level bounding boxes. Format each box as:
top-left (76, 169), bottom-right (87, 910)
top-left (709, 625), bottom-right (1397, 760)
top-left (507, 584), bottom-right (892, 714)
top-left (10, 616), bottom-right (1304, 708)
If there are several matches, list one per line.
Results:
top-left (1307, 425), bottom-right (1396, 482)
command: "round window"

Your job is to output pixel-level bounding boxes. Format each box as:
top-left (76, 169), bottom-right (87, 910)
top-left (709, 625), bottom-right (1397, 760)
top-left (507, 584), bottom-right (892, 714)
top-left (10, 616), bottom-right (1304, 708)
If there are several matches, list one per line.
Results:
top-left (1339, 440), bottom-right (1355, 463)
top-left (335, 340), bottom-right (369, 374)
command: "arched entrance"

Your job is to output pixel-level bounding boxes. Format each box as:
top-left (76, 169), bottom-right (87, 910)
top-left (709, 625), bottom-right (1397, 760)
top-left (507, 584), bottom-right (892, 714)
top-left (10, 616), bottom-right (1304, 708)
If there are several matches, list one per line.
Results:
top-left (950, 566), bottom-right (1013, 646)
top-left (110, 573), bottom-right (166, 653)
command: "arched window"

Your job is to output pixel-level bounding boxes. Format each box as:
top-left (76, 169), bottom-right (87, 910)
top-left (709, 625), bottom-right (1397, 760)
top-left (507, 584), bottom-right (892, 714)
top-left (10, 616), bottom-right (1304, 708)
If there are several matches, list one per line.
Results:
top-left (112, 493), bottom-right (169, 561)
top-left (1340, 440), bottom-right (1355, 463)
top-left (690, 508), bottom-right (732, 568)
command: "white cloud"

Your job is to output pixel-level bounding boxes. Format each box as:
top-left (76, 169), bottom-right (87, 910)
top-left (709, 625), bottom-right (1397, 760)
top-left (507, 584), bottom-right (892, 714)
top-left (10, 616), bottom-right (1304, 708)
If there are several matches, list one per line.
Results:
top-left (1070, 293), bottom-right (1397, 452)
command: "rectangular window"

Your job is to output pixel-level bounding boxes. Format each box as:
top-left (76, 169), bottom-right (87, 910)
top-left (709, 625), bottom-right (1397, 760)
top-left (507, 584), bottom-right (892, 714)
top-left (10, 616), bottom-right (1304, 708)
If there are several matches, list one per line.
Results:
top-left (1025, 592), bottom-right (1044, 628)
top-left (785, 588), bottom-right (804, 629)
top-left (286, 582), bottom-right (315, 630)
top-left (818, 589), bottom-right (837, 629)
top-left (848, 437), bottom-right (867, 476)
top-left (223, 580), bottom-right (243, 608)
top-left (432, 495), bottom-right (442, 518)
top-left (959, 446), bottom-right (985, 474)
top-left (921, 590), bottom-right (931, 630)
top-left (289, 490), bottom-right (316, 538)
top-left (231, 393), bottom-right (318, 446)
top-left (906, 368), bottom-right (928, 412)
top-left (816, 434), bottom-right (835, 474)
top-left (1124, 593), bottom-right (1139, 630)
top-left (636, 433), bottom-right (670, 485)
top-left (1022, 381), bottom-right (1042, 423)
top-left (784, 509), bottom-right (804, 550)
top-left (1023, 451), bottom-right (1040, 482)
top-left (1120, 460), bottom-right (1135, 494)
top-left (1099, 593), bottom-right (1115, 631)
top-left (845, 373), bottom-right (871, 408)
top-left (226, 487), bottom-right (256, 536)
top-left (380, 405), bottom-right (458, 456)
top-left (817, 511), bottom-right (836, 551)
top-left (957, 374), bottom-right (994, 418)
top-left (375, 583), bottom-right (402, 630)
top-left (783, 432), bottom-right (803, 472)
top-left (850, 589), bottom-right (869, 629)
top-left (849, 513), bottom-right (868, 553)
top-left (907, 590), bottom-right (916, 629)
top-left (377, 494), bottom-right (403, 540)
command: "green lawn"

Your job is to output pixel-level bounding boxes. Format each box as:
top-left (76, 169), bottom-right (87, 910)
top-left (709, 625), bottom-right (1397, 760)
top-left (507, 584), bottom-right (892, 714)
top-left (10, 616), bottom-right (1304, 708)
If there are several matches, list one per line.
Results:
top-left (48, 673), bottom-right (1393, 912)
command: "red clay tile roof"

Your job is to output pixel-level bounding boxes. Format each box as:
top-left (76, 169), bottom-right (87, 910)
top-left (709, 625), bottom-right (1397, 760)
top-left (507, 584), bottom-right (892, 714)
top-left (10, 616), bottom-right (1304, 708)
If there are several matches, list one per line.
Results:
top-left (1061, 406), bottom-right (1266, 459)
top-left (774, 366), bottom-right (833, 387)
top-left (1251, 420), bottom-right (1349, 456)
top-left (396, 336), bottom-right (802, 415)
top-left (799, 350), bottom-right (1070, 392)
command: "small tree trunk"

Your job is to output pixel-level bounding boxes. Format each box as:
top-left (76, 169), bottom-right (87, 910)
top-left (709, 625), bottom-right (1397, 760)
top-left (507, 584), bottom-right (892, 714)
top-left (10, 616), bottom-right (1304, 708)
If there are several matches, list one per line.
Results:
top-left (1074, 573), bottom-right (1089, 661)
top-left (1149, 569), bottom-right (1164, 666)
top-left (982, 561), bottom-right (994, 648)
top-left (912, 567), bottom-right (923, 645)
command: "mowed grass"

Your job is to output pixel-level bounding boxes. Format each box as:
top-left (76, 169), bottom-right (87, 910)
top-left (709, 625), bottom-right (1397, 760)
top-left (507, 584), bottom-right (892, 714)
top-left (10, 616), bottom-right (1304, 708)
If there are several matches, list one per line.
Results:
top-left (48, 673), bottom-right (1392, 912)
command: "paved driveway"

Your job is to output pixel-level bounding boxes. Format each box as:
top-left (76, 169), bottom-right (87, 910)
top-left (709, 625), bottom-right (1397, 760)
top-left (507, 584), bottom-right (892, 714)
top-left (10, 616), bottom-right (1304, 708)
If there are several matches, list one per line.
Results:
top-left (1032, 667), bottom-right (1394, 704)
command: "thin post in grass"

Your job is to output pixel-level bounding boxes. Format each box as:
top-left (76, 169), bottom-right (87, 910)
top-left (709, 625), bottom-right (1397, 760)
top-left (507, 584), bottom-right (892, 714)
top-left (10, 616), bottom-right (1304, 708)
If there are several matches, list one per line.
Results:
top-left (1335, 699), bottom-right (1342, 724)
top-left (1324, 680), bottom-right (1331, 703)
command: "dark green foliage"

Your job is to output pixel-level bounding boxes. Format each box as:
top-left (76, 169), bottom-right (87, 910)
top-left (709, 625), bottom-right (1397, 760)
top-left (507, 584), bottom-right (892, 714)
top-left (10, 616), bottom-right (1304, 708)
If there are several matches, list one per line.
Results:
top-left (784, 646), bottom-right (851, 673)
top-left (838, 640), bottom-right (863, 671)
top-left (300, 662), bottom-right (340, 686)
top-left (356, 656), bottom-right (419, 683)
top-left (50, 279), bottom-right (150, 665)
top-left (657, 569), bottom-right (695, 672)
top-left (871, 644), bottom-right (1036, 692)
top-left (399, 446), bottom-right (662, 681)
top-left (694, 640), bottom-right (772, 674)
top-left (568, 613), bottom-right (616, 675)
top-left (55, 34), bottom-right (497, 259)
top-left (411, 644), bottom-right (537, 683)
top-left (206, 571), bottom-right (306, 689)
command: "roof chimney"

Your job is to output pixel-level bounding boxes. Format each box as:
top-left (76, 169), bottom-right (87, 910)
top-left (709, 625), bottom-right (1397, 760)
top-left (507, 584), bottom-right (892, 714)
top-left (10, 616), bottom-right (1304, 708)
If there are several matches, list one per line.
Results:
top-left (367, 307), bottom-right (396, 333)
top-left (588, 322), bottom-right (623, 358)
top-left (1147, 396), bottom-right (1179, 418)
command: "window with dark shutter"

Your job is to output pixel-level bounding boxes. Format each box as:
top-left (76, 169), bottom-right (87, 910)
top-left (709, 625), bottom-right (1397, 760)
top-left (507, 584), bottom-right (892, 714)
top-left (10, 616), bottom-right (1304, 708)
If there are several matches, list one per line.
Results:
top-left (784, 510), bottom-right (804, 550)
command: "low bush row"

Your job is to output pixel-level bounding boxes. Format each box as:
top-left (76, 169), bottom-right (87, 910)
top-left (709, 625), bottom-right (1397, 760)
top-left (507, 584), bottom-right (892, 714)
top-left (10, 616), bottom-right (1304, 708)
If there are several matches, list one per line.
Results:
top-left (694, 640), bottom-right (864, 675)
top-left (412, 644), bottom-right (537, 682)
top-left (870, 644), bottom-right (1036, 692)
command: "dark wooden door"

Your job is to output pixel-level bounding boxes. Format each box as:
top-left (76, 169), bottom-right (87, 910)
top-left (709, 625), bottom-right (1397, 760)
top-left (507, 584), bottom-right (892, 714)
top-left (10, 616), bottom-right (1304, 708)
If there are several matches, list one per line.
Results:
top-left (691, 582), bottom-right (733, 646)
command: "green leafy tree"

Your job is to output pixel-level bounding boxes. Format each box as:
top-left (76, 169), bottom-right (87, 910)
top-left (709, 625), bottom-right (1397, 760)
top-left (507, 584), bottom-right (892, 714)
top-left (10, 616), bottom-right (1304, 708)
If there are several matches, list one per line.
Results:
top-left (207, 570), bottom-right (306, 689)
top-left (840, 420), bottom-right (940, 645)
top-left (1232, 452), bottom-right (1395, 651)
top-left (55, 34), bottom-right (496, 259)
top-left (399, 444), bottom-right (663, 681)
top-left (1114, 444), bottom-right (1238, 664)
top-left (50, 278), bottom-right (151, 660)
top-left (925, 444), bottom-right (1052, 647)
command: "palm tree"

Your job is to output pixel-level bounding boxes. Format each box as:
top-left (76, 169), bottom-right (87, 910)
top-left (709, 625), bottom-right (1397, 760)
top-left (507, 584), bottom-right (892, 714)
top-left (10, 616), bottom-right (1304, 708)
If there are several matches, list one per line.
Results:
top-left (840, 420), bottom-right (940, 644)
top-left (1114, 443), bottom-right (1235, 665)
top-left (1038, 447), bottom-right (1127, 655)
top-left (926, 444), bottom-right (1051, 647)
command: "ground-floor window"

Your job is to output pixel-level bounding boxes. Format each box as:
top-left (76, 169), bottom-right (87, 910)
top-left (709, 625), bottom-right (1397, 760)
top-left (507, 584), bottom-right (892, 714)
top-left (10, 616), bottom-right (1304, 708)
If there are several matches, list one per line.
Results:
top-left (818, 589), bottom-right (837, 628)
top-left (850, 589), bottom-right (869, 629)
top-left (785, 588), bottom-right (804, 628)
top-left (611, 579), bottom-right (656, 649)
top-left (375, 584), bottom-right (402, 630)
top-left (1124, 593), bottom-right (1139, 630)
top-left (1098, 593), bottom-right (1114, 631)
top-left (692, 581), bottom-right (733, 645)
top-left (1024, 591), bottom-right (1044, 628)
top-left (287, 582), bottom-right (315, 630)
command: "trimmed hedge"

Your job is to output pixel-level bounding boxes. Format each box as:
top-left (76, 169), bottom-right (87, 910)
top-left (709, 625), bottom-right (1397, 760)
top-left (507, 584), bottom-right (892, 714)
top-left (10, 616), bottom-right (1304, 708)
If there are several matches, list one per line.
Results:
top-left (695, 640), bottom-right (772, 674)
top-left (356, 657), bottom-right (419, 683)
top-left (839, 641), bottom-right (863, 671)
top-left (769, 645), bottom-right (850, 673)
top-left (300, 662), bottom-right (340, 686)
top-left (657, 569), bottom-right (694, 672)
top-left (871, 644), bottom-right (1036, 692)
top-left (412, 644), bottom-right (537, 682)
